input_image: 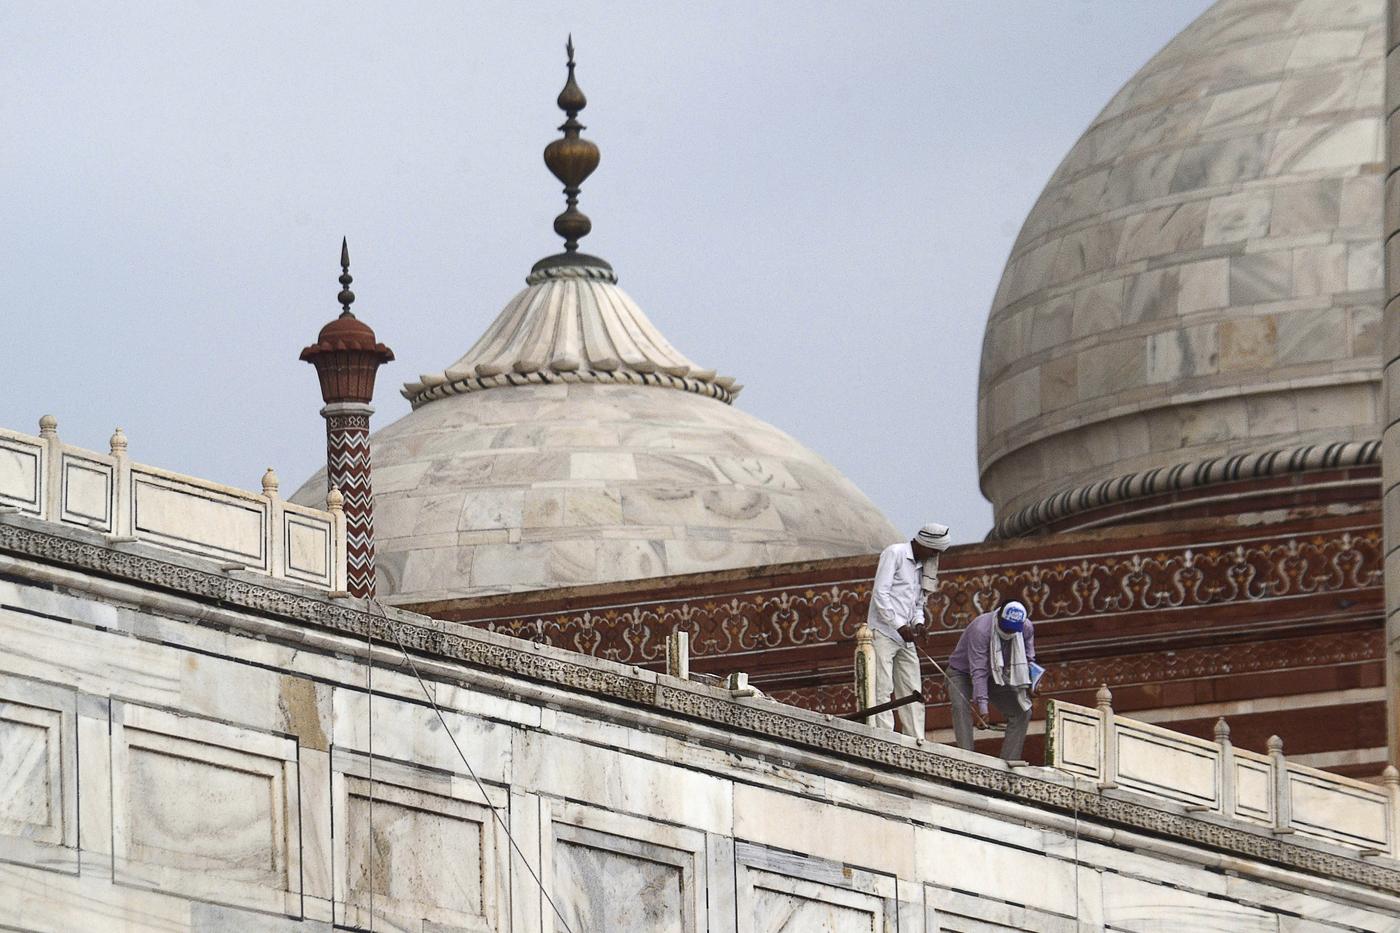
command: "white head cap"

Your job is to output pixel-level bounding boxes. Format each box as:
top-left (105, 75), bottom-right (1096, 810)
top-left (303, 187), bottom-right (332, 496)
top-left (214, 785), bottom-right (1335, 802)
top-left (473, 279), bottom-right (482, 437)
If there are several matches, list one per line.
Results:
top-left (914, 522), bottom-right (951, 551)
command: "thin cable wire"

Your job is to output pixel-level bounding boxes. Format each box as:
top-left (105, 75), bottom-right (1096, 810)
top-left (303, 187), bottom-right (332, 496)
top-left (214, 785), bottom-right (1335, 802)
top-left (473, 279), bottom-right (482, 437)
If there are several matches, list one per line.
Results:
top-left (364, 600), bottom-right (578, 933)
top-left (365, 602), bottom-right (375, 931)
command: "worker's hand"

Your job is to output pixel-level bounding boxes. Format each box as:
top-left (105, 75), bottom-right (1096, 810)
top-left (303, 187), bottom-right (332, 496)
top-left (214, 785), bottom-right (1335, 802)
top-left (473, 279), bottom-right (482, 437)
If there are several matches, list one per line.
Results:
top-left (898, 624), bottom-right (916, 643)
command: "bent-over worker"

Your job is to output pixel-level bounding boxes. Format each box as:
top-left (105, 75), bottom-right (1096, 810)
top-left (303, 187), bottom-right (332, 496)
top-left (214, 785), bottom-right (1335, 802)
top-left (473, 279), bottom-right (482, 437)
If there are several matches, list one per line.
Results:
top-left (865, 523), bottom-right (951, 735)
top-left (946, 600), bottom-right (1035, 761)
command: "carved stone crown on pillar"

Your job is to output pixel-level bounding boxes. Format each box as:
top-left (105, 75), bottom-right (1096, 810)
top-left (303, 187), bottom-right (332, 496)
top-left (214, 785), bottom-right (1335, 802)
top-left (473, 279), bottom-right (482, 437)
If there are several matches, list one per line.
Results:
top-left (300, 238), bottom-right (394, 599)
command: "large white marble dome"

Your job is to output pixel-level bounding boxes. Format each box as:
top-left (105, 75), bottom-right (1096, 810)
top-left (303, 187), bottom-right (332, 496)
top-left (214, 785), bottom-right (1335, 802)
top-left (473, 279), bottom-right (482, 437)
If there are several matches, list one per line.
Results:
top-left (294, 261), bottom-right (898, 603)
top-left (979, 0), bottom-right (1384, 537)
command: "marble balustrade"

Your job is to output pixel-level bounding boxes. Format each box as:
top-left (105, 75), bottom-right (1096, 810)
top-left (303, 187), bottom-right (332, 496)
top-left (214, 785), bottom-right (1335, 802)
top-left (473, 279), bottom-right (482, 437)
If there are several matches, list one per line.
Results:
top-left (0, 419), bottom-right (346, 592)
top-left (1047, 691), bottom-right (1400, 856)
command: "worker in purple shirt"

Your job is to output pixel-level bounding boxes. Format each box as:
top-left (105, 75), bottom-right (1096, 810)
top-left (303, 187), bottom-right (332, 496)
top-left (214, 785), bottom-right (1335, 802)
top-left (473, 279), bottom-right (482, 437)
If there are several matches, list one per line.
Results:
top-left (946, 601), bottom-right (1035, 761)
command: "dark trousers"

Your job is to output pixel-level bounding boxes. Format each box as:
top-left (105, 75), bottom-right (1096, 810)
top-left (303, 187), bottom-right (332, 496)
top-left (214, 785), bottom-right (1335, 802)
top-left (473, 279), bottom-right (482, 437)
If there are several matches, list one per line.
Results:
top-left (945, 669), bottom-right (1029, 761)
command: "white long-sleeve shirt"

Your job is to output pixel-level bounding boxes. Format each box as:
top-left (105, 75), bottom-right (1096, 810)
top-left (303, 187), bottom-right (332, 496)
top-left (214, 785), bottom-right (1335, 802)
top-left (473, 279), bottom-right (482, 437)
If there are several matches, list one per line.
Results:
top-left (866, 542), bottom-right (924, 645)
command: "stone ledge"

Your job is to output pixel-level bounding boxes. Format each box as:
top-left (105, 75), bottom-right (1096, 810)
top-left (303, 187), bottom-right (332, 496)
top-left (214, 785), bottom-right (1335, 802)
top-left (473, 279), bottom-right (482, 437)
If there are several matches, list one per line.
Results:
top-left (0, 513), bottom-right (1396, 896)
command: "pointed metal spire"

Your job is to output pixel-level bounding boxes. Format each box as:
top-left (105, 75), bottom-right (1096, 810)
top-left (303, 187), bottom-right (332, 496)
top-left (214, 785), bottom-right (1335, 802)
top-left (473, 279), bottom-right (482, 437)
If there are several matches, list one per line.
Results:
top-left (337, 236), bottom-right (356, 317)
top-left (542, 35), bottom-right (601, 257)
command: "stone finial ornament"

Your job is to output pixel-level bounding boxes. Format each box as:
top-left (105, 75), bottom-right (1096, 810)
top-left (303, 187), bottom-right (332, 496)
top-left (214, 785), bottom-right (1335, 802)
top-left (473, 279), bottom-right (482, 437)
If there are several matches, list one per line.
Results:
top-left (109, 427), bottom-right (128, 456)
top-left (38, 415), bottom-right (57, 438)
top-left (326, 486), bottom-right (344, 513)
top-left (337, 237), bottom-right (355, 314)
top-left (261, 468), bottom-right (280, 497)
top-left (299, 239), bottom-right (394, 404)
top-left (1213, 717), bottom-right (1230, 742)
top-left (534, 36), bottom-right (610, 275)
top-left (301, 240), bottom-right (395, 599)
top-left (1095, 684), bottom-right (1113, 712)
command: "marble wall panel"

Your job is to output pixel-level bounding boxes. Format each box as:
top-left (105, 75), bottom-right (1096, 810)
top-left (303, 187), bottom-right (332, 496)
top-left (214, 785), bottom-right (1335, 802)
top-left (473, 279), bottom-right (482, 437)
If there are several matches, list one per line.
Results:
top-left (515, 731), bottom-right (732, 835)
top-left (1338, 172), bottom-right (1383, 233)
top-left (1270, 178), bottom-right (1342, 237)
top-left (1177, 258), bottom-right (1231, 314)
top-left (1077, 340), bottom-right (1147, 401)
top-left (131, 472), bottom-right (268, 569)
top-left (1292, 243), bottom-right (1348, 297)
top-left (1352, 304), bottom-right (1382, 356)
top-left (1218, 315), bottom-right (1278, 371)
top-left (332, 689), bottom-right (513, 785)
top-left (0, 675), bottom-right (77, 874)
top-left (1230, 251), bottom-right (1294, 305)
top-left (334, 764), bottom-right (502, 933)
top-left (460, 487), bottom-right (527, 533)
top-left (1347, 239), bottom-right (1383, 291)
top-left (1101, 873), bottom-right (1276, 932)
top-left (110, 701), bottom-right (300, 917)
top-left (1039, 355), bottom-right (1078, 413)
top-left (1117, 201), bottom-right (1208, 263)
top-left (1071, 279), bottom-right (1125, 338)
top-left (1200, 81), bottom-right (1279, 130)
top-left (1203, 190), bottom-right (1273, 245)
top-left (1170, 133), bottom-right (1271, 193)
top-left (1126, 267), bottom-right (1182, 325)
top-left (1268, 118), bottom-right (1381, 174)
top-left (1276, 307), bottom-right (1349, 365)
top-left (736, 843), bottom-right (898, 933)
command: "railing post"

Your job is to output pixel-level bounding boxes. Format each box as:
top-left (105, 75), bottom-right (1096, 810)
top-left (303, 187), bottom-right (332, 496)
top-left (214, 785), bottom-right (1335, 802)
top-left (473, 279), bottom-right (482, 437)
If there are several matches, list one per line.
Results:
top-left (262, 468), bottom-right (283, 579)
top-left (1215, 718), bottom-right (1234, 818)
top-left (38, 415), bottom-right (61, 522)
top-left (109, 428), bottom-right (132, 537)
top-left (666, 630), bottom-right (690, 680)
top-left (1384, 765), bottom-right (1399, 858)
top-left (327, 487), bottom-right (348, 594)
top-left (854, 624), bottom-right (878, 723)
top-left (1269, 735), bottom-right (1293, 834)
top-left (1097, 684), bottom-right (1119, 790)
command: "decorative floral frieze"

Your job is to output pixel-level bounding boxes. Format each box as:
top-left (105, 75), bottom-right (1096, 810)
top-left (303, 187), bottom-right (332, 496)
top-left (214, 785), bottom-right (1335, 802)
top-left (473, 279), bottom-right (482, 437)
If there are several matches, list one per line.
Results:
top-left (472, 526), bottom-right (1382, 665)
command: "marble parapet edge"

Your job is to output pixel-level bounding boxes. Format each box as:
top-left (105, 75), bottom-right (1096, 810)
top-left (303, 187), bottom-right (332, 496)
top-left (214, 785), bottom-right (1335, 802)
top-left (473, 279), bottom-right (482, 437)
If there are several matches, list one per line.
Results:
top-left (0, 514), bottom-right (1397, 896)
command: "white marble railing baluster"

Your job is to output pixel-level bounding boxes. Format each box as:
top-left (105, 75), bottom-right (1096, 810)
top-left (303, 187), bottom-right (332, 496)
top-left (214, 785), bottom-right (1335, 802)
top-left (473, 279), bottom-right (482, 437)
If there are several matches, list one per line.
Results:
top-left (262, 468), bottom-right (284, 580)
top-left (1216, 718), bottom-right (1235, 819)
top-left (1096, 685), bottom-right (1118, 790)
top-left (109, 428), bottom-right (132, 537)
top-left (1269, 736), bottom-right (1293, 834)
top-left (853, 625), bottom-right (877, 723)
top-left (327, 488), bottom-right (348, 594)
top-left (1385, 765), bottom-right (1400, 857)
top-left (38, 415), bottom-right (61, 522)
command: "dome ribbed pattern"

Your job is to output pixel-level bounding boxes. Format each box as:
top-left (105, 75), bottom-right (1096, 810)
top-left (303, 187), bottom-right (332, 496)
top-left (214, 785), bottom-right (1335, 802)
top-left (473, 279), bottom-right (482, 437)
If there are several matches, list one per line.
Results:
top-left (403, 265), bottom-right (739, 408)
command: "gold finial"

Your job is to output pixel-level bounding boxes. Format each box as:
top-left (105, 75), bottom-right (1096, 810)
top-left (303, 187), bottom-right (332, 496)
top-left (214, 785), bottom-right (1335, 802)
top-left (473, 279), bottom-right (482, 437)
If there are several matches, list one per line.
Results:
top-left (543, 35), bottom-right (601, 256)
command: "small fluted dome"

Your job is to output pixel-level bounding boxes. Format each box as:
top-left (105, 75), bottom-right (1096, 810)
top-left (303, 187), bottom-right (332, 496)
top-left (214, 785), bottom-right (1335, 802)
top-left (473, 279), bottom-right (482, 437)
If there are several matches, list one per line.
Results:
top-left (293, 262), bottom-right (898, 602)
top-left (294, 41), bottom-right (898, 601)
top-left (979, 0), bottom-right (1383, 537)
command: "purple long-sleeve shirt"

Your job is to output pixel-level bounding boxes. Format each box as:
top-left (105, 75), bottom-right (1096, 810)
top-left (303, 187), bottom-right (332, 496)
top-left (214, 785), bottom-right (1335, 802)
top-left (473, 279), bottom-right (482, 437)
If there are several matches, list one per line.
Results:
top-left (948, 611), bottom-right (1036, 705)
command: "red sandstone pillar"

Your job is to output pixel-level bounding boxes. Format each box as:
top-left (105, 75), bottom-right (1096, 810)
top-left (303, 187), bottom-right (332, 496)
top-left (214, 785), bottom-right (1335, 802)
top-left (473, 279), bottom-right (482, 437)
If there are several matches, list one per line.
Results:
top-left (300, 239), bottom-right (394, 599)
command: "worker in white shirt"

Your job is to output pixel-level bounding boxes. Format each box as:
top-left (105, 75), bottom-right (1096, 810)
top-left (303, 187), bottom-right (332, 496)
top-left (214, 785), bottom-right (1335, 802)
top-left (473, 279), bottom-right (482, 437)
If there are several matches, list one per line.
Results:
top-left (864, 523), bottom-right (951, 735)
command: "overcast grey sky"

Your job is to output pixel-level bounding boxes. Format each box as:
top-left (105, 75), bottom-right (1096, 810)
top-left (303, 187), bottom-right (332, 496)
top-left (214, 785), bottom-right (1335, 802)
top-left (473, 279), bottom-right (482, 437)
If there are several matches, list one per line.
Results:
top-left (1, 2), bottom-right (1214, 544)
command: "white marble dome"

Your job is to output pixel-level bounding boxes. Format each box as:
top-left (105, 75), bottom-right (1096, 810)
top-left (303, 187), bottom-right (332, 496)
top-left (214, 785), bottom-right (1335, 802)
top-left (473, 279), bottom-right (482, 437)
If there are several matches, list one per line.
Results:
top-left (978, 0), bottom-right (1384, 537)
top-left (294, 262), bottom-right (898, 603)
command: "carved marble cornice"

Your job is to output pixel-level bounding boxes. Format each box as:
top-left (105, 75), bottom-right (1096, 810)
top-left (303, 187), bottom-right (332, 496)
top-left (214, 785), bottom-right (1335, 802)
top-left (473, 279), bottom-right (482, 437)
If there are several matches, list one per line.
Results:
top-left (991, 440), bottom-right (1380, 539)
top-left (0, 516), bottom-right (1396, 895)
